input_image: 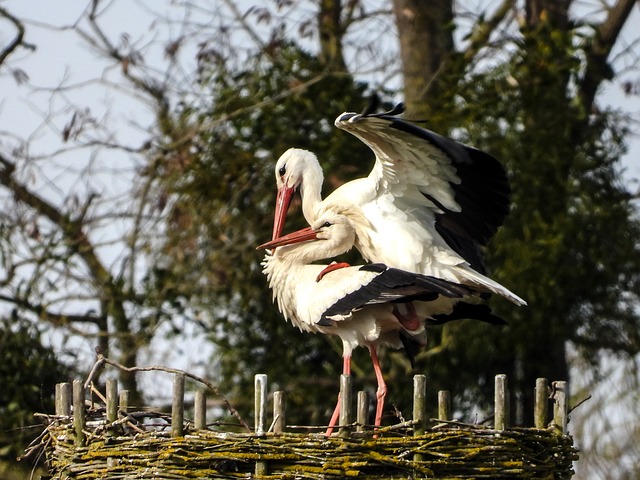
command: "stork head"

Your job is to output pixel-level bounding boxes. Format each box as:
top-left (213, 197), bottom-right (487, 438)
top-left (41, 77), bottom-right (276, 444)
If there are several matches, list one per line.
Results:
top-left (309, 212), bottom-right (356, 253)
top-left (259, 211), bottom-right (356, 262)
top-left (272, 148), bottom-right (322, 240)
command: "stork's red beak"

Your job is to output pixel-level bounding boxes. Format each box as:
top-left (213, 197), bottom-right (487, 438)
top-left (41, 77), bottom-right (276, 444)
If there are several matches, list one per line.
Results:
top-left (257, 226), bottom-right (317, 250)
top-left (272, 185), bottom-right (295, 240)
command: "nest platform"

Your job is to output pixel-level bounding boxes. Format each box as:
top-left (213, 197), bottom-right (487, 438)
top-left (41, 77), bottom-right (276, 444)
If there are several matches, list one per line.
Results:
top-left (29, 364), bottom-right (578, 479)
top-left (43, 420), bottom-right (577, 479)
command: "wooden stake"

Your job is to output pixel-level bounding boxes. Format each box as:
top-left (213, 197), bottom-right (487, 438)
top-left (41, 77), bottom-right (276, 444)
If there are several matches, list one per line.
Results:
top-left (552, 380), bottom-right (568, 434)
top-left (119, 390), bottom-right (129, 413)
top-left (55, 383), bottom-right (71, 417)
top-left (106, 378), bottom-right (118, 424)
top-left (339, 374), bottom-right (352, 437)
top-left (438, 390), bottom-right (451, 421)
top-left (254, 374), bottom-right (267, 436)
top-left (254, 374), bottom-right (268, 477)
top-left (412, 375), bottom-right (426, 465)
top-left (171, 373), bottom-right (185, 437)
top-left (413, 375), bottom-right (426, 436)
top-left (356, 391), bottom-right (369, 433)
top-left (194, 389), bottom-right (206, 430)
top-left (534, 378), bottom-right (548, 429)
top-left (273, 391), bottom-right (286, 433)
top-left (494, 374), bottom-right (508, 430)
top-left (72, 379), bottom-right (85, 447)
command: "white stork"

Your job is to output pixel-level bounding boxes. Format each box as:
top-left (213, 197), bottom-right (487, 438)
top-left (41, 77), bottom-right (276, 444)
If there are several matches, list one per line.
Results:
top-left (258, 210), bottom-right (507, 434)
top-left (271, 104), bottom-right (526, 306)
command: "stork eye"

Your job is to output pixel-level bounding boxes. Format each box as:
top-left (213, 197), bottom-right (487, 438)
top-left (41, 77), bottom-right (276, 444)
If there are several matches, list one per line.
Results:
top-left (322, 222), bottom-right (332, 228)
top-left (278, 166), bottom-right (286, 176)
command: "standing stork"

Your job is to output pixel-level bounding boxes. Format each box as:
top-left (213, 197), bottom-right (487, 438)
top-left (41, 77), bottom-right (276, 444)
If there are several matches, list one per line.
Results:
top-left (271, 104), bottom-right (525, 306)
top-left (258, 210), bottom-right (509, 434)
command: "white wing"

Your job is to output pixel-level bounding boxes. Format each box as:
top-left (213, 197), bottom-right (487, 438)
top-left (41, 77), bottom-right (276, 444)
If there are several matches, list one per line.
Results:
top-left (335, 111), bottom-right (511, 254)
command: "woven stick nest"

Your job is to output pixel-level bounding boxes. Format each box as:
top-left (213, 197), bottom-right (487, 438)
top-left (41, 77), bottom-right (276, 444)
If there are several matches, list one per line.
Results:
top-left (31, 361), bottom-right (578, 479)
top-left (40, 414), bottom-right (577, 479)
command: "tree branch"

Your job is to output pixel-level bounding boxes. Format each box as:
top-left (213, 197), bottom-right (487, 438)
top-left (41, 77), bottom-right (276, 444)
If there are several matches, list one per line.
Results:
top-left (0, 293), bottom-right (99, 326)
top-left (80, 0), bottom-right (169, 107)
top-left (0, 151), bottom-right (143, 398)
top-left (0, 153), bottom-right (111, 289)
top-left (221, 0), bottom-right (267, 53)
top-left (0, 6), bottom-right (35, 67)
top-left (87, 353), bottom-right (251, 432)
top-left (463, 0), bottom-right (516, 64)
top-left (579, 0), bottom-right (637, 112)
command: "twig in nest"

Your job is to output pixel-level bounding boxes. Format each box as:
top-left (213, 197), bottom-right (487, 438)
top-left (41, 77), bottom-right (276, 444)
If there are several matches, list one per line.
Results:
top-left (568, 394), bottom-right (591, 414)
top-left (85, 353), bottom-right (251, 433)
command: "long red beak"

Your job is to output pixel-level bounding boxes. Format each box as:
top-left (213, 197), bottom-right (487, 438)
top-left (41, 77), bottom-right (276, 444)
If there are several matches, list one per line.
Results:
top-left (257, 226), bottom-right (317, 250)
top-left (272, 186), bottom-right (295, 240)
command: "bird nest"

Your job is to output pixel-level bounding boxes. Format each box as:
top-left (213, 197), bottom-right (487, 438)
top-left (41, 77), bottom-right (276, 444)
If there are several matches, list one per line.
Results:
top-left (37, 414), bottom-right (577, 479)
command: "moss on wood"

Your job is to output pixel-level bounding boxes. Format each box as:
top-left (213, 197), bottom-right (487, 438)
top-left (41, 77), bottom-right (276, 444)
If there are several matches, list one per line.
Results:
top-left (39, 413), bottom-right (577, 479)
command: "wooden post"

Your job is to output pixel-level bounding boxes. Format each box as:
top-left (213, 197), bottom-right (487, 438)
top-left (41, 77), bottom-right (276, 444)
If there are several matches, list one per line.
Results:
top-left (254, 374), bottom-right (268, 477)
top-left (552, 380), bottom-right (568, 434)
top-left (119, 390), bottom-right (129, 413)
top-left (534, 378), bottom-right (548, 429)
top-left (413, 375), bottom-right (426, 436)
top-left (194, 389), bottom-right (206, 430)
top-left (412, 375), bottom-right (426, 465)
top-left (254, 374), bottom-right (267, 436)
top-left (494, 374), bottom-right (508, 430)
top-left (339, 374), bottom-right (352, 437)
top-left (356, 391), bottom-right (369, 433)
top-left (55, 383), bottom-right (71, 416)
top-left (273, 391), bottom-right (286, 433)
top-left (72, 379), bottom-right (86, 447)
top-left (171, 373), bottom-right (185, 437)
top-left (106, 378), bottom-right (118, 424)
top-left (438, 390), bottom-right (451, 421)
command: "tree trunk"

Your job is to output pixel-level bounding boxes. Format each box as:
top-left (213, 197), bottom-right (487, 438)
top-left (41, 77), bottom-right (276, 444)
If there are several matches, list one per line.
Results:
top-left (318, 0), bottom-right (347, 72)
top-left (392, 0), bottom-right (455, 120)
top-left (106, 298), bottom-right (143, 405)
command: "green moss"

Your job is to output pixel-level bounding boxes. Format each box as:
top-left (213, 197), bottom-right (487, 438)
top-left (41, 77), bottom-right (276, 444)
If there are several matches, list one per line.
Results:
top-left (41, 421), bottom-right (577, 479)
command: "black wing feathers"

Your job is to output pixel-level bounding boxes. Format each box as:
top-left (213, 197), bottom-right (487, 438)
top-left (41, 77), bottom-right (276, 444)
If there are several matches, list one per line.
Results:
top-left (320, 266), bottom-right (474, 322)
top-left (359, 263), bottom-right (387, 273)
top-left (430, 302), bottom-right (507, 325)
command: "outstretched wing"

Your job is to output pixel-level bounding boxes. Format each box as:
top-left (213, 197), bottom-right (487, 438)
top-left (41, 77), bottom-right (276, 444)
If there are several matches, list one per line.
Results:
top-left (335, 108), bottom-right (510, 271)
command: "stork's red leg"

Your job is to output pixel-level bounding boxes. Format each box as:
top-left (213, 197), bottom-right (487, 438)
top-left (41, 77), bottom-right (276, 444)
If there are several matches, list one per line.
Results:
top-left (316, 262), bottom-right (351, 282)
top-left (325, 355), bottom-right (351, 436)
top-left (368, 345), bottom-right (387, 433)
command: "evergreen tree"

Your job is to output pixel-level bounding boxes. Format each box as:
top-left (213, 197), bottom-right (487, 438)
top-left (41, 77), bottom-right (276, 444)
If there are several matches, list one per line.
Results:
top-left (0, 315), bottom-right (71, 463)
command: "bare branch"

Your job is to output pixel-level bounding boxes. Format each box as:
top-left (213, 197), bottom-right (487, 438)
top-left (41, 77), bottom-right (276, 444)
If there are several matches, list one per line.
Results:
top-left (221, 0), bottom-right (266, 53)
top-left (580, 0), bottom-right (637, 111)
top-left (0, 293), bottom-right (99, 327)
top-left (87, 353), bottom-right (251, 432)
top-left (0, 6), bottom-right (35, 66)
top-left (81, 0), bottom-right (169, 108)
top-left (0, 153), bottom-right (111, 289)
top-left (462, 0), bottom-right (517, 64)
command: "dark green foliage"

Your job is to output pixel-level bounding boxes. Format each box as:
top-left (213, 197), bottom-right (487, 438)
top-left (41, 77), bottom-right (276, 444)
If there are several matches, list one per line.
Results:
top-left (409, 22), bottom-right (640, 421)
top-left (0, 315), bottom-right (71, 461)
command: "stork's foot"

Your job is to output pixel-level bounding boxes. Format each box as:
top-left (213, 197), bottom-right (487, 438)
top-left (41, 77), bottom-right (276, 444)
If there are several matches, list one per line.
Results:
top-left (316, 262), bottom-right (350, 282)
